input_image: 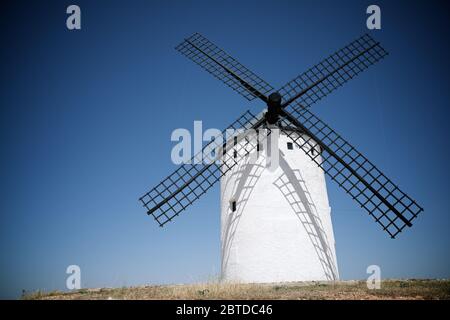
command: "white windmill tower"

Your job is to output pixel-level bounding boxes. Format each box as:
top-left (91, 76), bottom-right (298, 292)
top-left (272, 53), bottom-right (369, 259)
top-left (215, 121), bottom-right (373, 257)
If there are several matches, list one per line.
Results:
top-left (220, 126), bottom-right (339, 282)
top-left (139, 33), bottom-right (423, 284)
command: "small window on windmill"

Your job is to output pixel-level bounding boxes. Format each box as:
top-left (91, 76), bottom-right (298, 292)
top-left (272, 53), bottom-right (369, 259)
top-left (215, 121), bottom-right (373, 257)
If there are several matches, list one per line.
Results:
top-left (257, 143), bottom-right (263, 151)
top-left (231, 200), bottom-right (236, 212)
top-left (311, 146), bottom-right (316, 156)
top-left (233, 149), bottom-right (237, 159)
top-left (233, 136), bottom-right (238, 146)
top-left (287, 142), bottom-right (293, 150)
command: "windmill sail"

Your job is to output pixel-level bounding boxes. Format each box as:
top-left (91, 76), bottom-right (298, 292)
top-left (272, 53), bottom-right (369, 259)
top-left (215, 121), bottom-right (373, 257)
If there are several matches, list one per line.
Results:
top-left (140, 32), bottom-right (422, 238)
top-left (279, 103), bottom-right (423, 238)
top-left (139, 110), bottom-right (267, 226)
top-left (279, 34), bottom-right (388, 109)
top-left (176, 33), bottom-right (273, 102)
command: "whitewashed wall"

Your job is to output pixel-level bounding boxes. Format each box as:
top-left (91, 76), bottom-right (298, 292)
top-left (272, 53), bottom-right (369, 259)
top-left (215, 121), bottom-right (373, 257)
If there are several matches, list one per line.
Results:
top-left (220, 130), bottom-right (339, 283)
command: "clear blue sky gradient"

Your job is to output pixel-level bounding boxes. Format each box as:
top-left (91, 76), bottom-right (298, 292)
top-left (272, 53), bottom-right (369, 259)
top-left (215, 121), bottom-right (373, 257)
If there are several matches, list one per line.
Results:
top-left (1, 0), bottom-right (449, 298)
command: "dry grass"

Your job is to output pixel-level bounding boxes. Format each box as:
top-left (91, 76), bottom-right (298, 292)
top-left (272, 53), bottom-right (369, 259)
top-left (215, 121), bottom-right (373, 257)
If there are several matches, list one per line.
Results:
top-left (24, 279), bottom-right (450, 300)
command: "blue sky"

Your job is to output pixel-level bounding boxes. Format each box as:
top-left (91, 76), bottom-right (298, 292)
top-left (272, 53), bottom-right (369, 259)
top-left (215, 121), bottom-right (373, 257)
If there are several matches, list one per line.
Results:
top-left (1, 0), bottom-right (449, 298)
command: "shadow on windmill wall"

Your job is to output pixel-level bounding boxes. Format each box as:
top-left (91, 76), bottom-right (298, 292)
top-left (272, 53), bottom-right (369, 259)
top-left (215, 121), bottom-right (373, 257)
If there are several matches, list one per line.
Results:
top-left (221, 150), bottom-right (338, 281)
top-left (274, 153), bottom-right (338, 281)
top-left (221, 155), bottom-right (266, 275)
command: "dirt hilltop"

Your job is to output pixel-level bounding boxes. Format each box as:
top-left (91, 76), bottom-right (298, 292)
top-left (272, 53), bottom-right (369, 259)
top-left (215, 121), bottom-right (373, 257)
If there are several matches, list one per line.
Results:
top-left (24, 279), bottom-right (450, 300)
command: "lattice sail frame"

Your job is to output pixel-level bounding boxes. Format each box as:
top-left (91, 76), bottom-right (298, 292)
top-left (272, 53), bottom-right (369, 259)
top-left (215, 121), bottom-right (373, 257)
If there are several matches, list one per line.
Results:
top-left (279, 102), bottom-right (423, 238)
top-left (176, 33), bottom-right (274, 101)
top-left (278, 34), bottom-right (388, 109)
top-left (139, 110), bottom-right (270, 226)
top-left (141, 32), bottom-right (423, 237)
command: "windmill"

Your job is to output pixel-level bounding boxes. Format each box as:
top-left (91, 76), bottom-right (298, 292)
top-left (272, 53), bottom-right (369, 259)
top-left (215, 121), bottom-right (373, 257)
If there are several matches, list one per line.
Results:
top-left (139, 33), bottom-right (423, 283)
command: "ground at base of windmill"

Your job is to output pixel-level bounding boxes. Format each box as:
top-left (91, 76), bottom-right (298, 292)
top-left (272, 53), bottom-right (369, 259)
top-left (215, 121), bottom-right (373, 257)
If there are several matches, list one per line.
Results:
top-left (23, 279), bottom-right (450, 300)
